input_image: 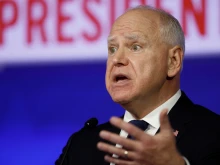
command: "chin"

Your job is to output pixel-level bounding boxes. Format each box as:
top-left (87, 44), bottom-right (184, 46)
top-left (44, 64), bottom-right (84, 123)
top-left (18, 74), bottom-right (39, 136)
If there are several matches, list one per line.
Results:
top-left (111, 94), bottom-right (132, 105)
top-left (107, 85), bottom-right (135, 104)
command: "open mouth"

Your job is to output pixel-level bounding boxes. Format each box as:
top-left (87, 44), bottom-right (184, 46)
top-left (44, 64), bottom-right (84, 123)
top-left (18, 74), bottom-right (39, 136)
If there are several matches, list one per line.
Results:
top-left (115, 75), bottom-right (128, 82)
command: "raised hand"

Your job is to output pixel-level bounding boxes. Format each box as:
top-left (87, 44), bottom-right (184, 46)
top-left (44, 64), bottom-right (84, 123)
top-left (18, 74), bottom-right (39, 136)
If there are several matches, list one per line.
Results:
top-left (97, 109), bottom-right (185, 165)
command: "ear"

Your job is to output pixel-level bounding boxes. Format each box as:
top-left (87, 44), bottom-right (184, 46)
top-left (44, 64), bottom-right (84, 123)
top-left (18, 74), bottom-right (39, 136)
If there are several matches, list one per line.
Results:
top-left (167, 46), bottom-right (184, 78)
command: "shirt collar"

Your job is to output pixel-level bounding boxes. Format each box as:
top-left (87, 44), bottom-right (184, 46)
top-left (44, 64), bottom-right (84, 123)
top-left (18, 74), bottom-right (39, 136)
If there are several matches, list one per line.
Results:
top-left (124, 90), bottom-right (181, 130)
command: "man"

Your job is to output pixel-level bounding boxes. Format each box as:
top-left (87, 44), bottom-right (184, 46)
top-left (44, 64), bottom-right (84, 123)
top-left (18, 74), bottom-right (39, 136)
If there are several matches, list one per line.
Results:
top-left (55, 5), bottom-right (220, 165)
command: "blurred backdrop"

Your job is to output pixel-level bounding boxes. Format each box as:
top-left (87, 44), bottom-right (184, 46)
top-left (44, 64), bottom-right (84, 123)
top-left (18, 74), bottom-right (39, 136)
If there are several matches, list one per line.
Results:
top-left (0, 0), bottom-right (220, 165)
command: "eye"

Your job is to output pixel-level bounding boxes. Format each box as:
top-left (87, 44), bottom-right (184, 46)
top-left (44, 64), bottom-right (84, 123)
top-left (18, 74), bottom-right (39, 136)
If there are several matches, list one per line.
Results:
top-left (108, 46), bottom-right (117, 54)
top-left (131, 44), bottom-right (141, 51)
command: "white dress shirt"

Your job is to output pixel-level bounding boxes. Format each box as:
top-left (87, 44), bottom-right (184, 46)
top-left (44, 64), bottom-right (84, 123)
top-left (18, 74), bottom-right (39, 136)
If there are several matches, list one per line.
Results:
top-left (110, 90), bottom-right (190, 165)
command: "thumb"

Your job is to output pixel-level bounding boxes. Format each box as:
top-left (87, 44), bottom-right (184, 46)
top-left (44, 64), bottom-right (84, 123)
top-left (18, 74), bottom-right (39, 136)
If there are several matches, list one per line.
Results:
top-left (159, 109), bottom-right (172, 134)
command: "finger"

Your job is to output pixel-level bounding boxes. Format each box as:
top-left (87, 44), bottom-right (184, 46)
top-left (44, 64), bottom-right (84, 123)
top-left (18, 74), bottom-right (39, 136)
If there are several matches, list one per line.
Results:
top-left (159, 109), bottom-right (173, 134)
top-left (99, 130), bottom-right (139, 151)
top-left (97, 142), bottom-right (136, 160)
top-left (109, 116), bottom-right (152, 141)
top-left (104, 155), bottom-right (134, 165)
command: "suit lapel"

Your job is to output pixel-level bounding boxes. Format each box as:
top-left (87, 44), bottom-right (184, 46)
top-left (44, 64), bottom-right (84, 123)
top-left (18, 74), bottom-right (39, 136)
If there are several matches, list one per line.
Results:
top-left (168, 91), bottom-right (194, 142)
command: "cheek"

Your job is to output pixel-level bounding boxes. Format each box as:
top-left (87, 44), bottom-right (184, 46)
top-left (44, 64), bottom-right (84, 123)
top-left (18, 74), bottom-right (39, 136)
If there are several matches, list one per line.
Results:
top-left (134, 59), bottom-right (154, 77)
top-left (139, 66), bottom-right (154, 83)
top-left (105, 70), bottom-right (109, 86)
top-left (135, 58), bottom-right (164, 84)
top-left (105, 61), bottom-right (111, 85)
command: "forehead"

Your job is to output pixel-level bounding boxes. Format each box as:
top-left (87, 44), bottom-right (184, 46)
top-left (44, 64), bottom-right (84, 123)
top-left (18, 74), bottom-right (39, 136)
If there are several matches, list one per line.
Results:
top-left (109, 10), bottom-right (160, 41)
top-left (107, 32), bottom-right (148, 43)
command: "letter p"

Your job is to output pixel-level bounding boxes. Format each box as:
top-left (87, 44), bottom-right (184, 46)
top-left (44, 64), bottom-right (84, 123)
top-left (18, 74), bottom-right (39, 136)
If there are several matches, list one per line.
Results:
top-left (0, 0), bottom-right (18, 45)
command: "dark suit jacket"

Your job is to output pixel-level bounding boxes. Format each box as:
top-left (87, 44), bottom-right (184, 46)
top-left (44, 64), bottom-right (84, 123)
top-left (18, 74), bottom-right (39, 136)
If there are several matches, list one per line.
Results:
top-left (55, 92), bottom-right (220, 165)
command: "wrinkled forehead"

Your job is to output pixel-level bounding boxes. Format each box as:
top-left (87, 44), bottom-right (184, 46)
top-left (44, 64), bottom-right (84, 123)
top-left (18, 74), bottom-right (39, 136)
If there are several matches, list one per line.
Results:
top-left (109, 10), bottom-right (160, 41)
top-left (107, 32), bottom-right (148, 44)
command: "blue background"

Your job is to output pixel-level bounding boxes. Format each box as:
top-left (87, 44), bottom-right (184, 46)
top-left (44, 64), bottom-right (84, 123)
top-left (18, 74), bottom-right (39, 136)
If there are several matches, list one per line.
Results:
top-left (0, 54), bottom-right (220, 165)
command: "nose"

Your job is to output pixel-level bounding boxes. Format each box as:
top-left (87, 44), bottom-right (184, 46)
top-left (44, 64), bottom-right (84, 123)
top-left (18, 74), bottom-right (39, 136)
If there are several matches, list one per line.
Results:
top-left (112, 49), bottom-right (129, 67)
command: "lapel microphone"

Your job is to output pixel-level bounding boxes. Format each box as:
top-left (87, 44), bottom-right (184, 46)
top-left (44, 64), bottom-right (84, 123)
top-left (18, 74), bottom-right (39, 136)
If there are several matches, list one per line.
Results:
top-left (59, 117), bottom-right (99, 165)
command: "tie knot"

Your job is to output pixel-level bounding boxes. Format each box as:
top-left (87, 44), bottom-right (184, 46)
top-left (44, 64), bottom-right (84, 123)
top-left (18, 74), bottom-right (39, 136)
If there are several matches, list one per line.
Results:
top-left (129, 120), bottom-right (149, 131)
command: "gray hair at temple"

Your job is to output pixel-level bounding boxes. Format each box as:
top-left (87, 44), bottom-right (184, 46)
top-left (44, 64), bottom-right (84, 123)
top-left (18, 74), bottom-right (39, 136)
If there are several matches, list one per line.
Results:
top-left (127, 5), bottom-right (185, 54)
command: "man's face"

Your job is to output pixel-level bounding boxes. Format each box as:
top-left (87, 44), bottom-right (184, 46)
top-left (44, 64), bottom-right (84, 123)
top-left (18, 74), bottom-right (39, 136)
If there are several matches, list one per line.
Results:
top-left (105, 10), bottom-right (170, 106)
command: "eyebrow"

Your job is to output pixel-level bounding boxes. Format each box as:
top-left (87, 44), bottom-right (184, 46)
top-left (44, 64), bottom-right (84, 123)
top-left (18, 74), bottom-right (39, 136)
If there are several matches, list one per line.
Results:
top-left (107, 36), bottom-right (116, 43)
top-left (125, 34), bottom-right (139, 40)
top-left (107, 34), bottom-right (147, 43)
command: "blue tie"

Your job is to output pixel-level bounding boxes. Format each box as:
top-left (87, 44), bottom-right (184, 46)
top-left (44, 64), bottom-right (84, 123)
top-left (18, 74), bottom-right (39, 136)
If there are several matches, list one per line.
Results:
top-left (127, 120), bottom-right (149, 139)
